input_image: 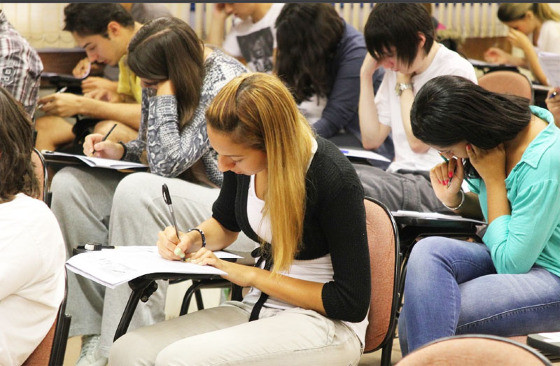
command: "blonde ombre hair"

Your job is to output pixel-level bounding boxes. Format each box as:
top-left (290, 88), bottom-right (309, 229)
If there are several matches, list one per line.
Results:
top-left (206, 73), bottom-right (314, 273)
top-left (498, 3), bottom-right (560, 23)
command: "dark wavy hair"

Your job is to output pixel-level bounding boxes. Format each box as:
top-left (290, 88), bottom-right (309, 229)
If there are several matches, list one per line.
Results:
top-left (0, 86), bottom-right (38, 202)
top-left (127, 17), bottom-right (205, 130)
top-left (63, 3), bottom-right (134, 38)
top-left (411, 75), bottom-right (531, 177)
top-left (364, 3), bottom-right (434, 67)
top-left (275, 3), bottom-right (344, 103)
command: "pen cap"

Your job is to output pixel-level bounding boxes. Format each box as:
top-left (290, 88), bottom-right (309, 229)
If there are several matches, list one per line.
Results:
top-left (162, 183), bottom-right (172, 204)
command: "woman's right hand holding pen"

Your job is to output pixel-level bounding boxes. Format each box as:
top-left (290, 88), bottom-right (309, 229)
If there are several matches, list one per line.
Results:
top-left (157, 226), bottom-right (190, 261)
top-left (83, 133), bottom-right (124, 159)
top-left (430, 156), bottom-right (464, 209)
top-left (157, 226), bottom-right (257, 287)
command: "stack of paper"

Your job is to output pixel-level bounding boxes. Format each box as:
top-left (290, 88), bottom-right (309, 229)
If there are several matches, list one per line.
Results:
top-left (66, 246), bottom-right (240, 289)
top-left (538, 51), bottom-right (560, 87)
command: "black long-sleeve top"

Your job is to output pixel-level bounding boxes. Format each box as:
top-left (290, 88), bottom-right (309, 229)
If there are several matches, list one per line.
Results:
top-left (212, 137), bottom-right (370, 322)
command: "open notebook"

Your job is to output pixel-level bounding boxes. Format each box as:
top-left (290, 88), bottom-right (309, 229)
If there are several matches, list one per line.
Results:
top-left (66, 246), bottom-right (241, 289)
top-left (42, 150), bottom-right (148, 171)
top-left (339, 148), bottom-right (391, 163)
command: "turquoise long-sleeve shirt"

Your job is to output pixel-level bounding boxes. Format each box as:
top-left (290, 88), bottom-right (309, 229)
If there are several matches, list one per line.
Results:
top-left (468, 106), bottom-right (560, 276)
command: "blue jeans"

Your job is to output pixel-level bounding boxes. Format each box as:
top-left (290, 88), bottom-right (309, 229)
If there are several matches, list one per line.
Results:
top-left (399, 237), bottom-right (560, 355)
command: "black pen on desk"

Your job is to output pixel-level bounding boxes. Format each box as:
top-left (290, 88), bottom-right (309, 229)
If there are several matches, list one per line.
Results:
top-left (92, 123), bottom-right (118, 155)
top-left (162, 184), bottom-right (184, 259)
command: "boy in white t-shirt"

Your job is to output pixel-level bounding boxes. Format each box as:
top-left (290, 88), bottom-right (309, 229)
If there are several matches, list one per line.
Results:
top-left (207, 3), bottom-right (284, 72)
top-left (355, 3), bottom-right (477, 212)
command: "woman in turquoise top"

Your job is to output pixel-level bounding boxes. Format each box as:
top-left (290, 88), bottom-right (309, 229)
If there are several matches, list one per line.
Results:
top-left (399, 75), bottom-right (560, 355)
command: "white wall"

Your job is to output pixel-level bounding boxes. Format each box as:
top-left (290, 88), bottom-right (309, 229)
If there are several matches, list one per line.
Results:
top-left (0, 2), bottom-right (525, 50)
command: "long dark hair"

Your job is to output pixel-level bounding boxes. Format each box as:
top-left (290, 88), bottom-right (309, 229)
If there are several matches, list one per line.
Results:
top-left (0, 86), bottom-right (38, 202)
top-left (127, 17), bottom-right (205, 130)
top-left (411, 75), bottom-right (532, 177)
top-left (275, 3), bottom-right (344, 103)
top-left (364, 3), bottom-right (434, 67)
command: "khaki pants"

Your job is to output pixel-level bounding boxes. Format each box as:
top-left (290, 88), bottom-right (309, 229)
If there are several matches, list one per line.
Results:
top-left (109, 301), bottom-right (362, 366)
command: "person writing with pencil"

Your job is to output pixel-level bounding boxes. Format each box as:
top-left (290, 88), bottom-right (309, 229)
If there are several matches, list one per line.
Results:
top-left (109, 72), bottom-right (370, 366)
top-left (49, 17), bottom-right (249, 365)
top-left (34, 3), bottom-right (143, 153)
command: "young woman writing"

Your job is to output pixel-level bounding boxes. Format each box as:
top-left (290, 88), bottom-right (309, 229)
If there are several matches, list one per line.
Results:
top-left (109, 73), bottom-right (371, 366)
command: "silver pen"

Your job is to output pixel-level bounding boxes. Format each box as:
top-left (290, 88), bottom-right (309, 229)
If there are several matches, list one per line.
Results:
top-left (34, 86), bottom-right (68, 116)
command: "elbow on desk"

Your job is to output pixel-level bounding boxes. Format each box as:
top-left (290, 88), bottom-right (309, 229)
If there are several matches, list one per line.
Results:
top-left (409, 141), bottom-right (430, 154)
top-left (361, 138), bottom-right (383, 151)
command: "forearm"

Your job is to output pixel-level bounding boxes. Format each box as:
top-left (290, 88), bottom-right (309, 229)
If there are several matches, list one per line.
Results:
top-left (399, 88), bottom-right (430, 153)
top-left (455, 192), bottom-right (484, 219)
top-left (485, 179), bottom-right (510, 224)
top-left (525, 48), bottom-right (549, 85)
top-left (80, 98), bottom-right (141, 129)
top-left (510, 55), bottom-right (528, 68)
top-left (248, 267), bottom-right (326, 315)
top-left (184, 217), bottom-right (239, 253)
top-left (359, 74), bottom-right (387, 149)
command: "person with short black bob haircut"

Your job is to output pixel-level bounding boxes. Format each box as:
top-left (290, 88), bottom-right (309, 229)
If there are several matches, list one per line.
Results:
top-left (274, 3), bottom-right (387, 156)
top-left (355, 3), bottom-right (477, 213)
top-left (399, 74), bottom-right (560, 354)
top-left (364, 3), bottom-right (434, 70)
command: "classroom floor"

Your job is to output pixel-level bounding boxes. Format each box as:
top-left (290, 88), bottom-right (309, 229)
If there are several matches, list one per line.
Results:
top-left (62, 281), bottom-right (558, 366)
top-left (62, 281), bottom-right (404, 365)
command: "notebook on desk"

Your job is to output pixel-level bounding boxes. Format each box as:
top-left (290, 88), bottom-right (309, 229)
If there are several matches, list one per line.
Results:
top-left (468, 58), bottom-right (519, 73)
top-left (42, 150), bottom-right (148, 171)
top-left (41, 72), bottom-right (83, 94)
top-left (66, 246), bottom-right (241, 289)
top-left (527, 332), bottom-right (560, 357)
top-left (339, 147), bottom-right (391, 163)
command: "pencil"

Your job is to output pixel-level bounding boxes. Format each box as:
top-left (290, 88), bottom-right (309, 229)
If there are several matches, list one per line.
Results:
top-left (92, 123), bottom-right (118, 155)
top-left (101, 123), bottom-right (118, 142)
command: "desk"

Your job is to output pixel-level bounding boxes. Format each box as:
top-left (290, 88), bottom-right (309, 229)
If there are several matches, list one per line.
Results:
top-left (114, 272), bottom-right (230, 341)
top-left (112, 252), bottom-right (251, 341)
top-left (533, 84), bottom-right (553, 109)
top-left (528, 333), bottom-right (560, 359)
top-left (393, 215), bottom-right (482, 312)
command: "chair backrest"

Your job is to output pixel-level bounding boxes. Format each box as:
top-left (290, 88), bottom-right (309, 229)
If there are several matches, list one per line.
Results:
top-left (478, 70), bottom-right (534, 103)
top-left (31, 148), bottom-right (49, 204)
top-left (22, 273), bottom-right (71, 366)
top-left (396, 335), bottom-right (552, 366)
top-left (363, 197), bottom-right (400, 353)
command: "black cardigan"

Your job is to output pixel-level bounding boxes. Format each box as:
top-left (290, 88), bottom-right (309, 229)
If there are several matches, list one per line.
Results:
top-left (212, 137), bottom-right (370, 322)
